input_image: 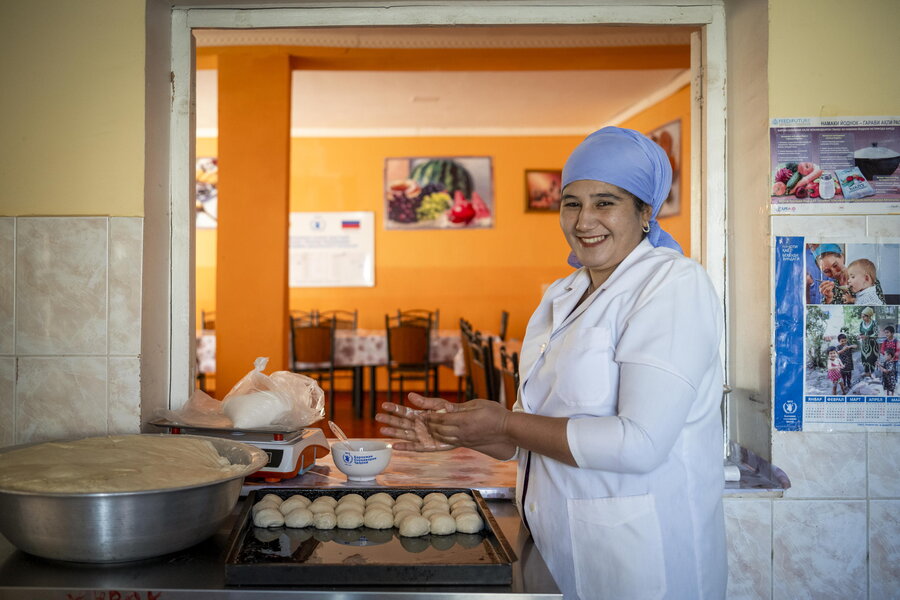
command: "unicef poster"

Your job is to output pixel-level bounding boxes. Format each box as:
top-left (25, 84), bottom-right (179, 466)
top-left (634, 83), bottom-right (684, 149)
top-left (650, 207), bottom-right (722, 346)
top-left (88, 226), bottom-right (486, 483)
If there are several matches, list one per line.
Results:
top-left (774, 236), bottom-right (900, 431)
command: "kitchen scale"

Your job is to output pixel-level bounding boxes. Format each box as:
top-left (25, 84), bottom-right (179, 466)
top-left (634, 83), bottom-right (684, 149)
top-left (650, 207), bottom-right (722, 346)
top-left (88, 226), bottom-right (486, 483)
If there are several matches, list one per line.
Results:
top-left (151, 419), bottom-right (330, 482)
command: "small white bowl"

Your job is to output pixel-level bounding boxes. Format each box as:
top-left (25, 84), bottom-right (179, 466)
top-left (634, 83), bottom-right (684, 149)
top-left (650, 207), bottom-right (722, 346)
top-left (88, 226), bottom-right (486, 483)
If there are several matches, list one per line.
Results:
top-left (332, 440), bottom-right (392, 481)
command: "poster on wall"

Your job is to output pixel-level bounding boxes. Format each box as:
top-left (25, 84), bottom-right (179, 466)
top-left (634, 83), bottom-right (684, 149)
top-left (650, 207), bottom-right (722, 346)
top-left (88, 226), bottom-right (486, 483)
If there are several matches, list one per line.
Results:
top-left (774, 235), bottom-right (900, 431)
top-left (770, 116), bottom-right (900, 215)
top-left (647, 119), bottom-right (681, 218)
top-left (384, 157), bottom-right (494, 230)
top-left (196, 156), bottom-right (218, 229)
top-left (289, 212), bottom-right (374, 288)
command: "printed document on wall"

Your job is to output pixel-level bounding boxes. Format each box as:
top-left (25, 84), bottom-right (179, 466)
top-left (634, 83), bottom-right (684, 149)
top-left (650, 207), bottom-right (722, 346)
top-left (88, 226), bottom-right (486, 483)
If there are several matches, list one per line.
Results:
top-left (289, 212), bottom-right (374, 287)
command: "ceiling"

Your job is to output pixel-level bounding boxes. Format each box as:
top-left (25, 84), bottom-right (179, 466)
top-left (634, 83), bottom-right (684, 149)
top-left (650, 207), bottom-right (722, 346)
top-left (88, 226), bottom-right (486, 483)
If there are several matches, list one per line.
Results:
top-left (194, 26), bottom-right (694, 136)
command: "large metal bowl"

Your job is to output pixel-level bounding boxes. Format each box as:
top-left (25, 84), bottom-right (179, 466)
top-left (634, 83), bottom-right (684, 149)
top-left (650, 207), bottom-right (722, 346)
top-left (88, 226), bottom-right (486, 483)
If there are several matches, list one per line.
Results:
top-left (0, 434), bottom-right (267, 563)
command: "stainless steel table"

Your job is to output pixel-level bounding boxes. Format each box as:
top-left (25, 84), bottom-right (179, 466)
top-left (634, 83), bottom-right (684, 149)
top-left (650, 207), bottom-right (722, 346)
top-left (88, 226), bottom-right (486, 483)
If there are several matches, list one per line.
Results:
top-left (0, 499), bottom-right (561, 599)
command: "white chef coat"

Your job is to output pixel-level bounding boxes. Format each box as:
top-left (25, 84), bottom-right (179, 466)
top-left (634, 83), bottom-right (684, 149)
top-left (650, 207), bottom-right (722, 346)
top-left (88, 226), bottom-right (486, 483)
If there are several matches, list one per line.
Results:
top-left (514, 239), bottom-right (727, 600)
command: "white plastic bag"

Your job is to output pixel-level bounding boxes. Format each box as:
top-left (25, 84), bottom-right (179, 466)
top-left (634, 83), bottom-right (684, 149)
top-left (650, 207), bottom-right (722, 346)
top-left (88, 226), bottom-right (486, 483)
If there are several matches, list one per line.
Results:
top-left (222, 357), bottom-right (325, 429)
top-left (153, 357), bottom-right (324, 430)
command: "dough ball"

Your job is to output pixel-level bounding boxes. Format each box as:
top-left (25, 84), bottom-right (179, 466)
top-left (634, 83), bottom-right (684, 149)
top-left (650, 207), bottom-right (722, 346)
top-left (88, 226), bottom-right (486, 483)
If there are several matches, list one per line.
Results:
top-left (392, 499), bottom-right (420, 514)
top-left (312, 495), bottom-right (338, 508)
top-left (259, 493), bottom-right (284, 506)
top-left (451, 502), bottom-right (478, 516)
top-left (335, 502), bottom-right (365, 516)
top-left (338, 493), bottom-right (366, 506)
top-left (423, 492), bottom-right (448, 504)
top-left (280, 495), bottom-right (311, 514)
top-left (365, 492), bottom-right (394, 507)
top-left (313, 511), bottom-right (337, 529)
top-left (284, 507), bottom-right (314, 528)
top-left (363, 508), bottom-right (394, 530)
top-left (429, 513), bottom-right (457, 536)
top-left (455, 512), bottom-right (484, 534)
top-left (336, 510), bottom-right (365, 529)
top-left (422, 507), bottom-right (450, 521)
top-left (393, 510), bottom-right (420, 528)
top-left (422, 500), bottom-right (450, 512)
top-left (395, 492), bottom-right (423, 507)
top-left (253, 507), bottom-right (285, 528)
top-left (448, 492), bottom-right (472, 505)
top-left (309, 501), bottom-right (336, 515)
top-left (398, 515), bottom-right (430, 537)
top-left (252, 500), bottom-right (280, 516)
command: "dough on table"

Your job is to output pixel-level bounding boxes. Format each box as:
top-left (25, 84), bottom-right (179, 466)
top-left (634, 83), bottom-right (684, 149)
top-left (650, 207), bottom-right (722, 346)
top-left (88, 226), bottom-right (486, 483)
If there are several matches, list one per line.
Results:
top-left (312, 495), bottom-right (338, 508)
top-left (284, 507), bottom-right (314, 528)
top-left (253, 507), bottom-right (285, 528)
top-left (455, 512), bottom-right (484, 534)
top-left (338, 493), bottom-right (365, 505)
top-left (279, 495), bottom-right (311, 514)
top-left (313, 512), bottom-right (337, 529)
top-left (395, 493), bottom-right (423, 507)
top-left (252, 500), bottom-right (280, 516)
top-left (309, 501), bottom-right (336, 515)
top-left (448, 492), bottom-right (472, 505)
top-left (336, 510), bottom-right (365, 529)
top-left (399, 515), bottom-right (430, 537)
top-left (429, 513), bottom-right (457, 535)
top-left (363, 508), bottom-right (394, 529)
top-left (365, 492), bottom-right (394, 507)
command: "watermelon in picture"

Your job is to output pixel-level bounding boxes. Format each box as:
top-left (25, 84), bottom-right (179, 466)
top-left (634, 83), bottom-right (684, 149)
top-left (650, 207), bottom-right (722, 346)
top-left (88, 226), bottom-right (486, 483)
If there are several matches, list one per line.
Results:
top-left (409, 159), bottom-right (474, 199)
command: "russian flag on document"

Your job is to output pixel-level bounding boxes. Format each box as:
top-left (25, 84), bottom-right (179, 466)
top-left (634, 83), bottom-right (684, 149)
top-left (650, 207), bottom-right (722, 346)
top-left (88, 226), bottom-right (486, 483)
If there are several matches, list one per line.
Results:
top-left (341, 220), bottom-right (361, 229)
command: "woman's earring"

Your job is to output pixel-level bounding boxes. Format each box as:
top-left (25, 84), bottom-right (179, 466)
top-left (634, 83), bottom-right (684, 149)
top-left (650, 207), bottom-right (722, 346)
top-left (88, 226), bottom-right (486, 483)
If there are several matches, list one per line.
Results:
top-left (642, 222), bottom-right (651, 233)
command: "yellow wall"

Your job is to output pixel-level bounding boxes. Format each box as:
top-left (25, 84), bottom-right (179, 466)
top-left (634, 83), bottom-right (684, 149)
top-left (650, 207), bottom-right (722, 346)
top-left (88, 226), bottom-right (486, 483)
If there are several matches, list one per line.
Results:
top-left (0, 0), bottom-right (145, 216)
top-left (769, 0), bottom-right (899, 117)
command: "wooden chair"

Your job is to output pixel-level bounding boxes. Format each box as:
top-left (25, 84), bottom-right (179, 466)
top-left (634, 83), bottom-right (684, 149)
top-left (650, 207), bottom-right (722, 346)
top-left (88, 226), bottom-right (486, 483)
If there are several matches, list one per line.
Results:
top-left (290, 316), bottom-right (339, 419)
top-left (200, 310), bottom-right (216, 330)
top-left (385, 314), bottom-right (433, 405)
top-left (290, 309), bottom-right (318, 326)
top-left (467, 331), bottom-right (498, 402)
top-left (397, 308), bottom-right (440, 391)
top-left (458, 318), bottom-right (475, 401)
top-left (318, 309), bottom-right (362, 414)
top-left (498, 310), bottom-right (510, 342)
top-left (498, 345), bottom-right (520, 410)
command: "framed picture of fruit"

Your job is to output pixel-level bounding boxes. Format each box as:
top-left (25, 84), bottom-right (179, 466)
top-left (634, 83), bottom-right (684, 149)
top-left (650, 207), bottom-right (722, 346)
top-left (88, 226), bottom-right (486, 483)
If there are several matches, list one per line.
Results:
top-left (525, 170), bottom-right (562, 212)
top-left (384, 157), bottom-right (494, 229)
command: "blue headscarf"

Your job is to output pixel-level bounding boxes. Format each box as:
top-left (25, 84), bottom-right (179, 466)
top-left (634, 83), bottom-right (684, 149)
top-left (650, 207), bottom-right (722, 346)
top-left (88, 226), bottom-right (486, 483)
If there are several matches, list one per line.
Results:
top-left (563, 126), bottom-right (682, 267)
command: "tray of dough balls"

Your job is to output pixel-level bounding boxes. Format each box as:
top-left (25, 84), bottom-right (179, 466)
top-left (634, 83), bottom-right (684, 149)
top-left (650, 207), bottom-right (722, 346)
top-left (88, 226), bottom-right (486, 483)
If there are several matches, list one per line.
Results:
top-left (224, 487), bottom-right (517, 586)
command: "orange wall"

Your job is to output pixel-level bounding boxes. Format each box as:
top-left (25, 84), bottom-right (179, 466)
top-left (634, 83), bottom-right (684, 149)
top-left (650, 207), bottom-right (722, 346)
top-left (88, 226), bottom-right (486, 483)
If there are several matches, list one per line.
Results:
top-left (195, 88), bottom-right (691, 391)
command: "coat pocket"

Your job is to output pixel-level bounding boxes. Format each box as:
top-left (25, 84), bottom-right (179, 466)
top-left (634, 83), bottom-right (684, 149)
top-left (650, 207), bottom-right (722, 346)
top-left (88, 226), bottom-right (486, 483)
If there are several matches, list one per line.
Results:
top-left (567, 494), bottom-right (667, 600)
top-left (555, 326), bottom-right (614, 408)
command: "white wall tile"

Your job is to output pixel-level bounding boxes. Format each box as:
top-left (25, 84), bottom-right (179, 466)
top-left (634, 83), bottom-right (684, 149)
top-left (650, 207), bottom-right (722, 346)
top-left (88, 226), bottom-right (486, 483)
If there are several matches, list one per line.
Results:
top-left (772, 431), bottom-right (866, 498)
top-left (0, 358), bottom-right (14, 448)
top-left (109, 218), bottom-right (143, 355)
top-left (868, 433), bottom-right (900, 498)
top-left (16, 218), bottom-right (107, 355)
top-left (108, 357), bottom-right (141, 433)
top-left (16, 357), bottom-right (107, 443)
top-left (772, 500), bottom-right (866, 600)
top-left (724, 498), bottom-right (772, 600)
top-left (869, 500), bottom-right (900, 600)
top-left (0, 218), bottom-right (13, 355)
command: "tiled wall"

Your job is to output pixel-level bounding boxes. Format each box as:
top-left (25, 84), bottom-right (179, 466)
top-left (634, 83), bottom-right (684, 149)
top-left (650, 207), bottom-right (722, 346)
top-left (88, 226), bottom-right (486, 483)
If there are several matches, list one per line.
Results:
top-left (0, 217), bottom-right (143, 446)
top-left (724, 430), bottom-right (900, 599)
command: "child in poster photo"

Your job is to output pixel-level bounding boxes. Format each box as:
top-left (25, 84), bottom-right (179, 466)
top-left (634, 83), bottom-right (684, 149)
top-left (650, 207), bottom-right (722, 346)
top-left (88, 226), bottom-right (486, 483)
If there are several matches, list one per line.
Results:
top-left (836, 333), bottom-right (857, 392)
top-left (859, 307), bottom-right (879, 377)
top-left (847, 258), bottom-right (884, 306)
top-left (826, 346), bottom-right (846, 394)
top-left (876, 348), bottom-right (896, 395)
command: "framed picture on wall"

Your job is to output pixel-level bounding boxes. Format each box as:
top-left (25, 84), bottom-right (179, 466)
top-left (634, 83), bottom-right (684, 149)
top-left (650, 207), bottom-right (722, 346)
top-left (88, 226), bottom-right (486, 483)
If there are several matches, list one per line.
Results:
top-left (384, 156), bottom-right (494, 230)
top-left (647, 119), bottom-right (681, 218)
top-left (195, 156), bottom-right (218, 228)
top-left (525, 169), bottom-right (562, 212)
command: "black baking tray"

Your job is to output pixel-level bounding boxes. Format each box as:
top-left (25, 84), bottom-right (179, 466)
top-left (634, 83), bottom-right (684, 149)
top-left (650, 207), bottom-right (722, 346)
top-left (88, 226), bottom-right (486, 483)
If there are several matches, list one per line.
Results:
top-left (224, 487), bottom-right (516, 586)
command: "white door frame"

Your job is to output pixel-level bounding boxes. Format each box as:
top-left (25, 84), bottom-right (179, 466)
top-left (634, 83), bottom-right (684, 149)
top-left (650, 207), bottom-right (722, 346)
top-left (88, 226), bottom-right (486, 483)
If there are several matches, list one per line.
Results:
top-left (164, 1), bottom-right (728, 409)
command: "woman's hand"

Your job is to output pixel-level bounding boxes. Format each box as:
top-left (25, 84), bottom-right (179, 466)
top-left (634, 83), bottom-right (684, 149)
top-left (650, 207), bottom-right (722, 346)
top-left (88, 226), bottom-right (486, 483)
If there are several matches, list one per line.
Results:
top-left (424, 397), bottom-right (511, 449)
top-left (819, 280), bottom-right (835, 303)
top-left (375, 394), bottom-right (455, 452)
